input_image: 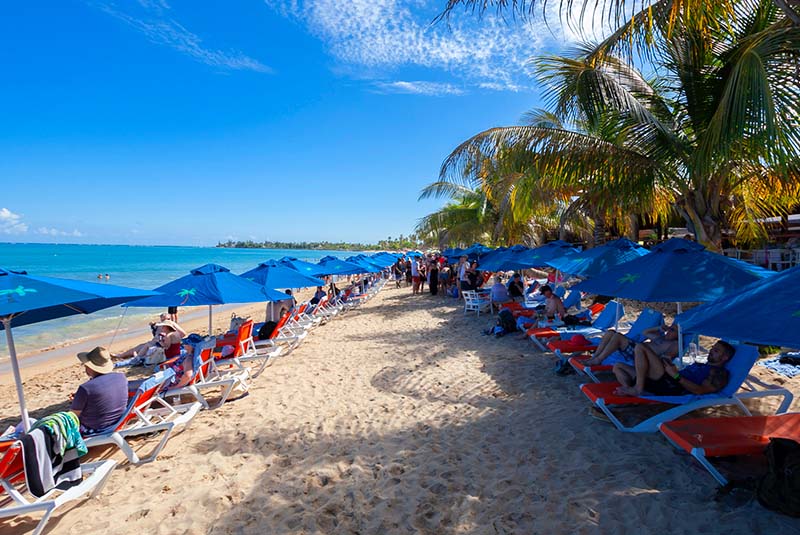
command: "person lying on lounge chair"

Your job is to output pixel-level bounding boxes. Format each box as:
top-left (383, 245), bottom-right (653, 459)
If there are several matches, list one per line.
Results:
top-left (612, 340), bottom-right (736, 397)
top-left (113, 319), bottom-right (186, 361)
top-left (583, 323), bottom-right (679, 367)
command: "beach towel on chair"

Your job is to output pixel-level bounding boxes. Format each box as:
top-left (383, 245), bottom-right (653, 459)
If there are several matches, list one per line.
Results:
top-left (21, 426), bottom-right (84, 497)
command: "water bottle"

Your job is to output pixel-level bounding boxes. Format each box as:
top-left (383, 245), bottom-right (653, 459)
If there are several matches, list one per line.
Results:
top-left (686, 342), bottom-right (698, 365)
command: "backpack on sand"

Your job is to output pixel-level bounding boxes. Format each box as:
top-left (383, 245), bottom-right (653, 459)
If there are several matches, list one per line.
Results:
top-left (497, 309), bottom-right (517, 333)
top-left (757, 438), bottom-right (800, 516)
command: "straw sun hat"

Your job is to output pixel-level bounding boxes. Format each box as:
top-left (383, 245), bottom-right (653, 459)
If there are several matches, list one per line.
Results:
top-left (154, 320), bottom-right (179, 331)
top-left (77, 346), bottom-right (114, 374)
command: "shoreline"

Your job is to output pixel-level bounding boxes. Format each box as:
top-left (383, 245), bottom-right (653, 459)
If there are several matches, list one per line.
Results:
top-left (0, 299), bottom-right (289, 385)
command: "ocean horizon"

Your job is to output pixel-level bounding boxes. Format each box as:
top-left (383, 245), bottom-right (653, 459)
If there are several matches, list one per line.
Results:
top-left (0, 243), bottom-right (366, 357)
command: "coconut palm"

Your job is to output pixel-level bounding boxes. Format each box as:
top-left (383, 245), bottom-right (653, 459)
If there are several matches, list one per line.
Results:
top-left (438, 0), bottom-right (800, 250)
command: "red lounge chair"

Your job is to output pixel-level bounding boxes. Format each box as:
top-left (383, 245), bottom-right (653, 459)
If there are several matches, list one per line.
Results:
top-left (659, 413), bottom-right (800, 485)
top-left (0, 440), bottom-right (116, 535)
top-left (163, 343), bottom-right (249, 410)
top-left (568, 354), bottom-right (613, 382)
top-left (83, 369), bottom-right (201, 464)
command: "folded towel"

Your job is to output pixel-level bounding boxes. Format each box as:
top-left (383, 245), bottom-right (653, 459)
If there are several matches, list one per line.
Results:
top-left (757, 357), bottom-right (800, 378)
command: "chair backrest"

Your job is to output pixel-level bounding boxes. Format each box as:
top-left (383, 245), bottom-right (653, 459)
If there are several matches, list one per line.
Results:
top-left (231, 320), bottom-right (254, 357)
top-left (592, 300), bottom-right (624, 330)
top-left (626, 308), bottom-right (664, 343)
top-left (112, 369), bottom-right (175, 430)
top-left (587, 302), bottom-right (605, 316)
top-left (191, 340), bottom-right (217, 382)
top-left (562, 290), bottom-right (581, 310)
top-left (0, 440), bottom-right (24, 488)
top-left (719, 344), bottom-right (760, 397)
top-left (554, 286), bottom-right (566, 298)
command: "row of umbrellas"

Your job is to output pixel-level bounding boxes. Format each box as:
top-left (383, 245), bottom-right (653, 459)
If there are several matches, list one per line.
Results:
top-left (1, 252), bottom-right (402, 431)
top-left (442, 238), bottom-right (797, 349)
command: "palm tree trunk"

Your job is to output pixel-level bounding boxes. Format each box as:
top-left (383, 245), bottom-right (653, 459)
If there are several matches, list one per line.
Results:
top-left (676, 192), bottom-right (723, 251)
top-left (592, 215), bottom-right (606, 248)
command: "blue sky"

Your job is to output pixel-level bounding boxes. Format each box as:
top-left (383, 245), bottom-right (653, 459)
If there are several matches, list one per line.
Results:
top-left (0, 0), bottom-right (580, 246)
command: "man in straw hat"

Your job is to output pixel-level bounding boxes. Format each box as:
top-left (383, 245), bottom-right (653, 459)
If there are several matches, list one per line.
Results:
top-left (70, 346), bottom-right (128, 433)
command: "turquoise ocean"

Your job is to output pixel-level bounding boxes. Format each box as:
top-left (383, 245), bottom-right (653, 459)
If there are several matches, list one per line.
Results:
top-left (0, 243), bottom-right (360, 357)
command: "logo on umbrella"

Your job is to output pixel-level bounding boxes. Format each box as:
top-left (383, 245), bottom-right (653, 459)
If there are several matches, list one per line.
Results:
top-left (177, 288), bottom-right (196, 305)
top-left (618, 273), bottom-right (640, 284)
top-left (0, 286), bottom-right (37, 303)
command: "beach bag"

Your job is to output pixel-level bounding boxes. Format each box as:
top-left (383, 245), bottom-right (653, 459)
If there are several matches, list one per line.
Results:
top-left (258, 321), bottom-right (278, 340)
top-left (229, 313), bottom-right (249, 333)
top-left (497, 309), bottom-right (517, 333)
top-left (563, 314), bottom-right (592, 327)
top-left (757, 438), bottom-right (800, 516)
top-left (143, 346), bottom-right (166, 365)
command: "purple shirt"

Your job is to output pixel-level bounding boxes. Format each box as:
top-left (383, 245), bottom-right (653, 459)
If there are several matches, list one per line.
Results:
top-left (70, 372), bottom-right (129, 432)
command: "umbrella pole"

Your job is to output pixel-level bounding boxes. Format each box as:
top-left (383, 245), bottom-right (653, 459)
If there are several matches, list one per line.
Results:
top-left (676, 302), bottom-right (684, 365)
top-left (4, 317), bottom-right (31, 432)
top-left (208, 305), bottom-right (213, 335)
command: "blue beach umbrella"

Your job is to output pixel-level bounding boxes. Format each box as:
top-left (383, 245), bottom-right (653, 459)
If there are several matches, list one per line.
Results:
top-left (461, 243), bottom-right (494, 260)
top-left (546, 238), bottom-right (649, 278)
top-left (521, 240), bottom-right (581, 267)
top-left (124, 264), bottom-right (289, 333)
top-left (480, 245), bottom-right (538, 272)
top-left (240, 262), bottom-right (325, 289)
top-left (405, 251), bottom-right (424, 258)
top-left (0, 268), bottom-right (157, 431)
top-left (319, 255), bottom-right (339, 262)
top-left (676, 265), bottom-right (800, 348)
top-left (572, 240), bottom-right (773, 302)
top-left (315, 258), bottom-right (367, 276)
top-left (572, 240), bottom-right (774, 352)
top-left (346, 256), bottom-right (384, 273)
top-left (277, 258), bottom-right (326, 277)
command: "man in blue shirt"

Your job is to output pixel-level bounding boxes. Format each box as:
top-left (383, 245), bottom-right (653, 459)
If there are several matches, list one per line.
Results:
top-left (71, 346), bottom-right (128, 434)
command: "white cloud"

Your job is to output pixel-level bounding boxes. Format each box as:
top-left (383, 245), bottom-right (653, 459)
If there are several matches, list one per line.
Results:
top-left (374, 80), bottom-right (464, 96)
top-left (265, 0), bottom-right (568, 92)
top-left (0, 208), bottom-right (28, 234)
top-left (91, 1), bottom-right (272, 73)
top-left (36, 227), bottom-right (85, 238)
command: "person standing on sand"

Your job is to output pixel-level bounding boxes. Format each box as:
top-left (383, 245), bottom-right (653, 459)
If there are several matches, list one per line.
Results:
top-left (411, 256), bottom-right (421, 294)
top-left (168, 306), bottom-right (178, 322)
top-left (428, 257), bottom-right (439, 296)
top-left (457, 256), bottom-right (469, 297)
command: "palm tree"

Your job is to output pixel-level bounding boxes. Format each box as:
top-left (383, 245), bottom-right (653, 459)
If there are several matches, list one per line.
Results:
top-left (438, 0), bottom-right (800, 250)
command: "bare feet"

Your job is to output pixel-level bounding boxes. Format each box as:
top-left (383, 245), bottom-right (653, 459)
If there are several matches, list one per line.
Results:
top-left (614, 385), bottom-right (640, 397)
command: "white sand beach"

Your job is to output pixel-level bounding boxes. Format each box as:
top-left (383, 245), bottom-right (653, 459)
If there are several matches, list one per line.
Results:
top-left (2, 285), bottom-right (799, 534)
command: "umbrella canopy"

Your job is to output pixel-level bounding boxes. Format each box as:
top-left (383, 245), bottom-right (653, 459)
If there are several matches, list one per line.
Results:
top-left (315, 258), bottom-right (367, 276)
top-left (519, 240), bottom-right (581, 267)
top-left (124, 263), bottom-right (289, 337)
top-left (405, 250), bottom-right (424, 258)
top-left (277, 258), bottom-right (326, 277)
top-left (346, 256), bottom-right (385, 273)
top-left (125, 264), bottom-right (289, 307)
top-left (572, 241), bottom-right (773, 302)
top-left (546, 238), bottom-right (649, 278)
top-left (240, 262), bottom-right (325, 289)
top-left (677, 265), bottom-right (800, 348)
top-left (319, 255), bottom-right (339, 262)
top-left (0, 267), bottom-right (158, 431)
top-left (367, 253), bottom-right (398, 268)
top-left (461, 243), bottom-right (494, 260)
top-left (480, 246), bottom-right (541, 272)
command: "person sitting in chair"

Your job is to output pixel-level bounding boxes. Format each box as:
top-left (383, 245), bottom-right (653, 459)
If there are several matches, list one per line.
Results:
top-left (613, 340), bottom-right (735, 397)
top-left (70, 347), bottom-right (128, 434)
top-left (583, 323), bottom-right (679, 367)
top-left (490, 276), bottom-right (511, 308)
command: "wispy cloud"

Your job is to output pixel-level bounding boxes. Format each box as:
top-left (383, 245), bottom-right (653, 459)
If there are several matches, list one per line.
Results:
top-left (36, 227), bottom-right (85, 238)
top-left (90, 1), bottom-right (271, 73)
top-left (265, 0), bottom-right (572, 92)
top-left (374, 80), bottom-right (464, 96)
top-left (0, 208), bottom-right (28, 234)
